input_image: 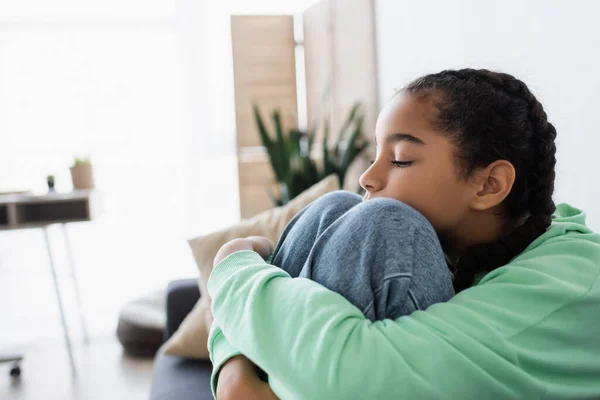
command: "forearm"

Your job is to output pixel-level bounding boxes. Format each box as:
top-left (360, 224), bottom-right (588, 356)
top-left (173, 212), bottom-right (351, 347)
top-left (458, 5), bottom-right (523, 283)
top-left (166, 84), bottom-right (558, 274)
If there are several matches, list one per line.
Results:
top-left (209, 251), bottom-right (387, 399)
top-left (210, 325), bottom-right (279, 399)
top-left (209, 324), bottom-right (242, 398)
top-left (215, 354), bottom-right (279, 400)
top-left (208, 251), bottom-right (541, 399)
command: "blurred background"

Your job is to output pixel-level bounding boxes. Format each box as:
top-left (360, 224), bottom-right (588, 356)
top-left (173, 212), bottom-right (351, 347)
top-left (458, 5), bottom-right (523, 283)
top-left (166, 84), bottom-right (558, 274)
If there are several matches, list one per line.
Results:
top-left (1, 0), bottom-right (599, 398)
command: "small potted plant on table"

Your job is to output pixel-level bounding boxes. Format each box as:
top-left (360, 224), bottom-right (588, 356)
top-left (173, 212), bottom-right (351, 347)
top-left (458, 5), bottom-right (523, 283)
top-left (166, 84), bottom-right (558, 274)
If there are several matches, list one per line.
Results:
top-left (70, 157), bottom-right (95, 190)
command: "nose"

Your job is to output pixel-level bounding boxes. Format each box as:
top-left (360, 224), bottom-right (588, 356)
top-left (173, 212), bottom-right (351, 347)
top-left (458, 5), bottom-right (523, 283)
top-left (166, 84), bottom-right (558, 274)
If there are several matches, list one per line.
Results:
top-left (359, 161), bottom-right (384, 195)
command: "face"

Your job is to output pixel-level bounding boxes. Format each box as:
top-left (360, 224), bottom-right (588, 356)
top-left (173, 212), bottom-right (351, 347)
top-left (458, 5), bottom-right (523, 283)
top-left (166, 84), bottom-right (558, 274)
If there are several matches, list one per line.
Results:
top-left (359, 93), bottom-right (475, 235)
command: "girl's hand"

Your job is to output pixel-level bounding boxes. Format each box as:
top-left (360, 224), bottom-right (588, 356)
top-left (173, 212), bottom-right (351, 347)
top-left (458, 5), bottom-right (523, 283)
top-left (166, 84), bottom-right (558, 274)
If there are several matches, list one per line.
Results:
top-left (213, 238), bottom-right (253, 267)
top-left (213, 236), bottom-right (274, 267)
top-left (246, 236), bottom-right (275, 260)
top-left (217, 355), bottom-right (279, 400)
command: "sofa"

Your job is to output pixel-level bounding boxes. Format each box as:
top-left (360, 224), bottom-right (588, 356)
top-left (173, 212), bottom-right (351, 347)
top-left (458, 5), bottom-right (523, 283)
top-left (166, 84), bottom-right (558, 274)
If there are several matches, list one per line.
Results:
top-left (149, 279), bottom-right (214, 400)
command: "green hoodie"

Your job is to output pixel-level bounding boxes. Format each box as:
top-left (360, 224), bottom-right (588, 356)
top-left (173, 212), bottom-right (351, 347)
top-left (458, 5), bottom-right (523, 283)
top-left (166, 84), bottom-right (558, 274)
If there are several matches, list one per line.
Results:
top-left (208, 203), bottom-right (600, 399)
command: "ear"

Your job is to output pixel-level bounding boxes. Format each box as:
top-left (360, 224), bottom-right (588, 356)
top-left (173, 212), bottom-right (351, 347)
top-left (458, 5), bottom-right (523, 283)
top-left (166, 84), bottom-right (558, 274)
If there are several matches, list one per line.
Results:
top-left (469, 160), bottom-right (516, 211)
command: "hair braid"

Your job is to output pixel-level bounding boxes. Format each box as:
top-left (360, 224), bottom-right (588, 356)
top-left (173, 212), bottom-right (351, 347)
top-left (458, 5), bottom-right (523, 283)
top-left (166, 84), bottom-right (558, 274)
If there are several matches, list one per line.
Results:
top-left (405, 69), bottom-right (557, 292)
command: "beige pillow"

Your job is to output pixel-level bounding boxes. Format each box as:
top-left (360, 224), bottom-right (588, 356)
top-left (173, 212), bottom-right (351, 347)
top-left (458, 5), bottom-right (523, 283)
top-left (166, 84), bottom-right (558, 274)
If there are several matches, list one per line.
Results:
top-left (161, 175), bottom-right (340, 359)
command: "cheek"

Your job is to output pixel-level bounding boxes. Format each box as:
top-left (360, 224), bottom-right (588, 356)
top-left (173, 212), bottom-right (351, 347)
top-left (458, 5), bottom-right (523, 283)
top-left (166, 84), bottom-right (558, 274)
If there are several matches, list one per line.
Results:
top-left (428, 178), bottom-right (469, 228)
top-left (392, 169), bottom-right (467, 230)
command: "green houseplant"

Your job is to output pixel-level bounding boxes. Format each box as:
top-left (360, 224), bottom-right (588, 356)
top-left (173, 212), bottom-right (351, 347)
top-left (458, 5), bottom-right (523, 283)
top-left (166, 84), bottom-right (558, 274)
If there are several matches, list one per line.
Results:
top-left (253, 103), bottom-right (368, 205)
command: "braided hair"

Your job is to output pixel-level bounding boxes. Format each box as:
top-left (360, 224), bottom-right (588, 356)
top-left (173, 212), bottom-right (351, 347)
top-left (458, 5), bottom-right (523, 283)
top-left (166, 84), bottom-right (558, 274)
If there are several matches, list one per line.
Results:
top-left (403, 69), bottom-right (557, 292)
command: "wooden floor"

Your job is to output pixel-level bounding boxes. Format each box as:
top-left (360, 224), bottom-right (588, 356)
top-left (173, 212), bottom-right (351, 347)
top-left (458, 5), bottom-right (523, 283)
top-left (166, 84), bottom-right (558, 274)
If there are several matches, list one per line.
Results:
top-left (0, 336), bottom-right (154, 400)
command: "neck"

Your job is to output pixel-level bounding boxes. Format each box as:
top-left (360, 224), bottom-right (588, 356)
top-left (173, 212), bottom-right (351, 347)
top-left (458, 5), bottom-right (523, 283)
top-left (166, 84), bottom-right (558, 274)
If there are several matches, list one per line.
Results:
top-left (439, 209), bottom-right (523, 263)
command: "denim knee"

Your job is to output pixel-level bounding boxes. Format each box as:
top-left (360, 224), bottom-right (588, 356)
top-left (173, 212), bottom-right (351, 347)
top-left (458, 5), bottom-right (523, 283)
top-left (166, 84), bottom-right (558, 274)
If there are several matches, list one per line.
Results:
top-left (355, 198), bottom-right (437, 238)
top-left (310, 190), bottom-right (362, 215)
top-left (299, 196), bottom-right (451, 319)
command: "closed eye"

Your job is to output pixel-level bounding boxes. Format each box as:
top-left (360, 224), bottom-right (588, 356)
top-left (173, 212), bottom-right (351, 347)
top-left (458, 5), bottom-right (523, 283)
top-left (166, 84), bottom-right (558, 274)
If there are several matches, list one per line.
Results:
top-left (392, 160), bottom-right (413, 167)
top-left (370, 160), bottom-right (414, 167)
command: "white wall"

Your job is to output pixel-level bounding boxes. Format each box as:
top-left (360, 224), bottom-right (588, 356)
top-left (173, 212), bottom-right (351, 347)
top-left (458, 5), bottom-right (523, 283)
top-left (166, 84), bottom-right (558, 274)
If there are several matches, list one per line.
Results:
top-left (375, 0), bottom-right (600, 230)
top-left (0, 0), bottom-right (320, 344)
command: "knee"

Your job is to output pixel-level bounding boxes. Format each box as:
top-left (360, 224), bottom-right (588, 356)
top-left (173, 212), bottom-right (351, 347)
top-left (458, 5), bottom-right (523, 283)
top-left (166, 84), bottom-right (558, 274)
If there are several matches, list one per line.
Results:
top-left (310, 190), bottom-right (362, 214)
top-left (354, 198), bottom-right (436, 236)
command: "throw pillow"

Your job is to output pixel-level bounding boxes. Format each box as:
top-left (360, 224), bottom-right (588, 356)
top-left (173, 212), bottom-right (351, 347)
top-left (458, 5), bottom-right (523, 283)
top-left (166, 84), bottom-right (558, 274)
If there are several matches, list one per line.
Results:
top-left (161, 175), bottom-right (340, 358)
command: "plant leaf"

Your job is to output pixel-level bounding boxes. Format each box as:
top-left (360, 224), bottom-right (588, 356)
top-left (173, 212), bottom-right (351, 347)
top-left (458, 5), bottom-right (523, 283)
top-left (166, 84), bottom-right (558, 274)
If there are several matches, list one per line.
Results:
top-left (271, 109), bottom-right (288, 182)
top-left (322, 117), bottom-right (330, 179)
top-left (254, 104), bottom-right (286, 182)
top-left (253, 104), bottom-right (272, 150)
top-left (307, 120), bottom-right (317, 154)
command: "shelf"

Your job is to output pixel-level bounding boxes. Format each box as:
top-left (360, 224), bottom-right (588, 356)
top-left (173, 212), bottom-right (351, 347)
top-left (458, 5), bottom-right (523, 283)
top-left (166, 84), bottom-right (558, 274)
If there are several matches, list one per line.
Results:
top-left (15, 200), bottom-right (89, 225)
top-left (0, 190), bottom-right (100, 230)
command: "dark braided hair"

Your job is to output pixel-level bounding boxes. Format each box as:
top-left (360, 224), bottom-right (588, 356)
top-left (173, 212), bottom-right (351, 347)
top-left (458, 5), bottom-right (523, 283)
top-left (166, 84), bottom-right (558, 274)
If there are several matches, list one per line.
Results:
top-left (403, 69), bottom-right (557, 292)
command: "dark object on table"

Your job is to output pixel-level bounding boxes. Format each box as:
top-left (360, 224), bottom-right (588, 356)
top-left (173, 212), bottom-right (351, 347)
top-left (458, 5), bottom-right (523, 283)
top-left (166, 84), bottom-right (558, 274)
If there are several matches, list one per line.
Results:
top-left (0, 353), bottom-right (23, 379)
top-left (149, 279), bottom-right (213, 400)
top-left (46, 175), bottom-right (55, 191)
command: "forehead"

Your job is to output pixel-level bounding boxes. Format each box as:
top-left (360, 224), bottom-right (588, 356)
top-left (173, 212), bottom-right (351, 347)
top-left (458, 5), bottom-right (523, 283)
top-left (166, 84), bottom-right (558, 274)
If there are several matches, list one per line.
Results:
top-left (375, 93), bottom-right (441, 143)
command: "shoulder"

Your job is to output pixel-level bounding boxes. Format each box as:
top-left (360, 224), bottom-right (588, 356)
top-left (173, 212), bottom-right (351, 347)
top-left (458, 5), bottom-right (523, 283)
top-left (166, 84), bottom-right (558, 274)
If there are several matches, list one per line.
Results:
top-left (448, 227), bottom-right (600, 340)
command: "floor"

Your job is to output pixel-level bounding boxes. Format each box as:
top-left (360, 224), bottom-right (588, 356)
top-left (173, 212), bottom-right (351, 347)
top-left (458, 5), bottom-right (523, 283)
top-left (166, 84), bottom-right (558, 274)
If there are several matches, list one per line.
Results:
top-left (0, 219), bottom-right (201, 399)
top-left (0, 336), bottom-right (154, 400)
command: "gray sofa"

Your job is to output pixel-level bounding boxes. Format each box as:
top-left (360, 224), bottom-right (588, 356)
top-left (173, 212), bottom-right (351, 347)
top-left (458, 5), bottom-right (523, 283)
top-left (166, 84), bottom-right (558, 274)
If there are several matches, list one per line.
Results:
top-left (149, 279), bottom-right (214, 400)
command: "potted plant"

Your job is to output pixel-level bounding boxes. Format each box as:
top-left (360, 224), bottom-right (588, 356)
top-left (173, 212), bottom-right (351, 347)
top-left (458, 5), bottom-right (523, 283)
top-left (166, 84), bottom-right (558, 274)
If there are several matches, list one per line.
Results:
top-left (70, 156), bottom-right (95, 190)
top-left (254, 102), bottom-right (368, 205)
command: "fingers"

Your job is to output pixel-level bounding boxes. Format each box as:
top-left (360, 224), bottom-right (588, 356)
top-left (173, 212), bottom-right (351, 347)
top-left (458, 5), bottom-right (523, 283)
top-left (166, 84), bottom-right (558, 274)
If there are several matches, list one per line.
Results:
top-left (213, 238), bottom-right (253, 267)
top-left (246, 236), bottom-right (275, 259)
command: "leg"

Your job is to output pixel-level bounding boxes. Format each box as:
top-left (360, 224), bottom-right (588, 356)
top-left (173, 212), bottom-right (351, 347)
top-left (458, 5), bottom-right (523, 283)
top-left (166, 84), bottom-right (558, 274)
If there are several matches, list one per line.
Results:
top-left (44, 227), bottom-right (77, 375)
top-left (272, 191), bottom-right (363, 278)
top-left (62, 223), bottom-right (90, 344)
top-left (277, 196), bottom-right (454, 321)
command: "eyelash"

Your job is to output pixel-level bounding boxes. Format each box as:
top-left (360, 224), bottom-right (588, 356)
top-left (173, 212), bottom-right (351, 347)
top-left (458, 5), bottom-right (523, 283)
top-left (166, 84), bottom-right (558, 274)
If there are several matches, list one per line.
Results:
top-left (369, 160), bottom-right (413, 168)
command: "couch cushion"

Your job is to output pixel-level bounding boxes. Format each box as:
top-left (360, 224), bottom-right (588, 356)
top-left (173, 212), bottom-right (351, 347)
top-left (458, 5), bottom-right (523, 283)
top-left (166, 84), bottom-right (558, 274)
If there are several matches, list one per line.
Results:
top-left (150, 353), bottom-right (213, 400)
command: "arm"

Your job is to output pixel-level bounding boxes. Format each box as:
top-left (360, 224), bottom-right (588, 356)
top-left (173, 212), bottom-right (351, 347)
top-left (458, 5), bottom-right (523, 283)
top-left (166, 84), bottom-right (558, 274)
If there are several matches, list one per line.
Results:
top-left (210, 322), bottom-right (278, 399)
top-left (208, 324), bottom-right (241, 397)
top-left (209, 237), bottom-right (277, 398)
top-left (215, 355), bottom-right (278, 400)
top-left (208, 245), bottom-right (600, 399)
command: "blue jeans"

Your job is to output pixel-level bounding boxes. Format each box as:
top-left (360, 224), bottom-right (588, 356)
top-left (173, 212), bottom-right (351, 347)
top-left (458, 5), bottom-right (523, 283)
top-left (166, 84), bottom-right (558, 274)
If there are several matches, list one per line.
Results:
top-left (272, 191), bottom-right (454, 321)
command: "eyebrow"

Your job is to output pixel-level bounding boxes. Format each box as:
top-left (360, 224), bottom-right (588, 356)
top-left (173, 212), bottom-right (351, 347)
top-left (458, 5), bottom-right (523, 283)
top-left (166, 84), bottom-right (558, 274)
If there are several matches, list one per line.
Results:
top-left (375, 133), bottom-right (427, 145)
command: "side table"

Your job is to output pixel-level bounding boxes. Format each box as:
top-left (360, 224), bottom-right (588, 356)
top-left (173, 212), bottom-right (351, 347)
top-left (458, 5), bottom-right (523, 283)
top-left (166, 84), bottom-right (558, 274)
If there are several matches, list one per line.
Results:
top-left (0, 190), bottom-right (102, 376)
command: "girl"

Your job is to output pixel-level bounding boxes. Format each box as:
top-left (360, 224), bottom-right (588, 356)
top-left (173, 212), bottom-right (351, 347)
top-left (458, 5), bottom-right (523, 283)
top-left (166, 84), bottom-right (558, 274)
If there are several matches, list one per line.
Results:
top-left (210, 69), bottom-right (600, 399)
